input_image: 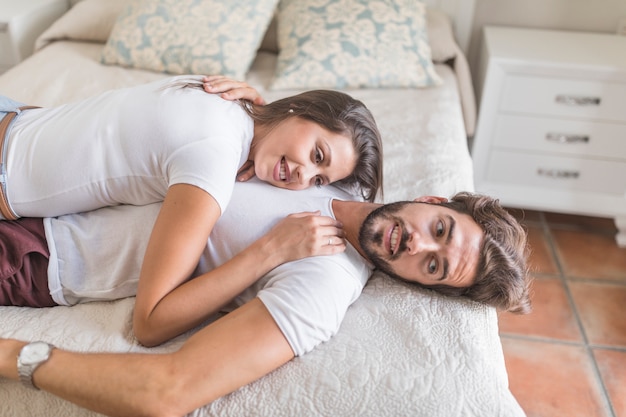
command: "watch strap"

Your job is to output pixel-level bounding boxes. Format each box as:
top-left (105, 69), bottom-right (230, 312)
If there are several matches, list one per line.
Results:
top-left (17, 342), bottom-right (54, 390)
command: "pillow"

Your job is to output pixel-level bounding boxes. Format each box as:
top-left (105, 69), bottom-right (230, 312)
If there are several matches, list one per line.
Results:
top-left (426, 8), bottom-right (459, 63)
top-left (35, 0), bottom-right (127, 51)
top-left (271, 0), bottom-right (442, 90)
top-left (100, 0), bottom-right (279, 78)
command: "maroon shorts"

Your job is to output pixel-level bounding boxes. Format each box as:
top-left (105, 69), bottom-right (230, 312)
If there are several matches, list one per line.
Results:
top-left (0, 218), bottom-right (56, 307)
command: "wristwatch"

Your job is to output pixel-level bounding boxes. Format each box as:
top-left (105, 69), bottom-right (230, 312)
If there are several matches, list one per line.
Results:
top-left (17, 341), bottom-right (55, 390)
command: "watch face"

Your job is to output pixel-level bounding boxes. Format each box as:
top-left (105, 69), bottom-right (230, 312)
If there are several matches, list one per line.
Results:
top-left (21, 342), bottom-right (52, 365)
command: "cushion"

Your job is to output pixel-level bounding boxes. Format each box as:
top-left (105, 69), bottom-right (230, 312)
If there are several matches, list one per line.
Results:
top-left (426, 8), bottom-right (459, 63)
top-left (100, 0), bottom-right (279, 78)
top-left (270, 0), bottom-right (442, 90)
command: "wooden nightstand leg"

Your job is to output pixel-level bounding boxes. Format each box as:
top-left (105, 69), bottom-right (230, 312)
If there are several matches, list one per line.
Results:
top-left (615, 216), bottom-right (626, 248)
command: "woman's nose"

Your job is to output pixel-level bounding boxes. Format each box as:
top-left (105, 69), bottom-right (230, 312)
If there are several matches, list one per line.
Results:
top-left (296, 164), bottom-right (316, 186)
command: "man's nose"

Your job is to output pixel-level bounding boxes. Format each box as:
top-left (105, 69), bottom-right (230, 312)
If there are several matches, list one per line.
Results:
top-left (406, 231), bottom-right (438, 254)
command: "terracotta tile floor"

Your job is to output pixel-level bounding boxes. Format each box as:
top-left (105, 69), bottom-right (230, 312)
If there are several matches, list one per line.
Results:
top-left (499, 209), bottom-right (626, 417)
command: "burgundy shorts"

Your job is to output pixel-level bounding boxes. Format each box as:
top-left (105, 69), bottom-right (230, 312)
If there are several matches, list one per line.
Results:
top-left (0, 218), bottom-right (56, 307)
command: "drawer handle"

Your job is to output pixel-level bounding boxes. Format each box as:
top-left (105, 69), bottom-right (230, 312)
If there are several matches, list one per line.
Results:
top-left (537, 168), bottom-right (580, 179)
top-left (555, 95), bottom-right (601, 106)
top-left (545, 133), bottom-right (589, 144)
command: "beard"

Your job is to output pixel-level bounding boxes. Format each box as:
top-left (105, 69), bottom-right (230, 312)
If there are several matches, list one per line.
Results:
top-left (358, 201), bottom-right (411, 279)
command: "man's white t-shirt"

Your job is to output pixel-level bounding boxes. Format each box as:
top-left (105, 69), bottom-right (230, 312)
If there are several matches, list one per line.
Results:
top-left (44, 179), bottom-right (372, 356)
top-left (6, 76), bottom-right (252, 217)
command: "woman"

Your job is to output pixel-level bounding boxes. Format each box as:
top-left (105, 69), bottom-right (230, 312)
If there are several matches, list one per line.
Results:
top-left (0, 76), bottom-right (383, 346)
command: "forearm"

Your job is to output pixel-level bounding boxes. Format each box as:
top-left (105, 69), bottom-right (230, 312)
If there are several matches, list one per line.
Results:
top-left (135, 236), bottom-right (285, 346)
top-left (0, 299), bottom-right (294, 417)
top-left (0, 339), bottom-right (179, 417)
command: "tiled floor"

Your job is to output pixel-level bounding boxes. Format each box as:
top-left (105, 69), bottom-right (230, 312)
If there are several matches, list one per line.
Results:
top-left (499, 208), bottom-right (626, 417)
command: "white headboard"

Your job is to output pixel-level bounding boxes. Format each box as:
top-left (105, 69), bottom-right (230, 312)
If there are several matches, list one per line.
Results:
top-left (423, 0), bottom-right (476, 54)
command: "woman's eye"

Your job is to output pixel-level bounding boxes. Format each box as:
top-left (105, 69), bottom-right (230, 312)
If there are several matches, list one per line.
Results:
top-left (315, 176), bottom-right (323, 187)
top-left (428, 258), bottom-right (437, 274)
top-left (436, 221), bottom-right (444, 237)
top-left (315, 148), bottom-right (323, 164)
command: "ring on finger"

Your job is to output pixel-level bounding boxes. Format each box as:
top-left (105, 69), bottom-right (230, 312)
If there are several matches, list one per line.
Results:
top-left (328, 238), bottom-right (332, 246)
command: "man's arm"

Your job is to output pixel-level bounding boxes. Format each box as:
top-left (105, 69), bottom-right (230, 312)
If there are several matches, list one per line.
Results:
top-left (0, 298), bottom-right (293, 417)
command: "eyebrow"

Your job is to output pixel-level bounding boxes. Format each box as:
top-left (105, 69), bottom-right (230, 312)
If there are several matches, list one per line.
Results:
top-left (321, 140), bottom-right (332, 183)
top-left (321, 140), bottom-right (332, 165)
top-left (438, 215), bottom-right (456, 281)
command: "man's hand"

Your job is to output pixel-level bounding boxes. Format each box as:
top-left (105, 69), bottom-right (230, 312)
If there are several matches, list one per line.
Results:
top-left (203, 75), bottom-right (266, 105)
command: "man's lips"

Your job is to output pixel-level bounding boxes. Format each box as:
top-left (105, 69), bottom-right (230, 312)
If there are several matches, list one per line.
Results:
top-left (388, 224), bottom-right (400, 255)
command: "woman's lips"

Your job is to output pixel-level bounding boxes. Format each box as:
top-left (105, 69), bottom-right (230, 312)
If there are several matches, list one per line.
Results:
top-left (274, 157), bottom-right (290, 182)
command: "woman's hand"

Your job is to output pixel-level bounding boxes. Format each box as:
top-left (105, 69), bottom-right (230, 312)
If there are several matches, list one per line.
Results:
top-left (202, 75), bottom-right (266, 105)
top-left (237, 160), bottom-right (256, 182)
top-left (259, 211), bottom-right (346, 263)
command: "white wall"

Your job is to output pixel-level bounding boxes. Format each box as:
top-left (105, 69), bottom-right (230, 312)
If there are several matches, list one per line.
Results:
top-left (468, 0), bottom-right (626, 77)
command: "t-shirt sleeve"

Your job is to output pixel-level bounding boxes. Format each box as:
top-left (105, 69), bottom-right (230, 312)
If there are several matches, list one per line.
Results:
top-left (166, 138), bottom-right (241, 213)
top-left (257, 248), bottom-right (370, 356)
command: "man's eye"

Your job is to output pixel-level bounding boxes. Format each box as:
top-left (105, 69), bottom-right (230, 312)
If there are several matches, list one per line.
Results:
top-left (428, 258), bottom-right (437, 274)
top-left (436, 221), bottom-right (444, 237)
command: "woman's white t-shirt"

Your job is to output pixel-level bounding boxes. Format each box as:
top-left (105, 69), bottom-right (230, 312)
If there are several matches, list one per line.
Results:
top-left (6, 76), bottom-right (253, 217)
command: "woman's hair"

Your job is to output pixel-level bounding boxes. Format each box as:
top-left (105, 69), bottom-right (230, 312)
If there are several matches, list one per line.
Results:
top-left (166, 77), bottom-right (383, 202)
top-left (241, 91), bottom-right (383, 202)
top-left (415, 192), bottom-right (532, 314)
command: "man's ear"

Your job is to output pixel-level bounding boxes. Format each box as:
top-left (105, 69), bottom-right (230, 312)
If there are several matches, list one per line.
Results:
top-left (413, 196), bottom-right (448, 204)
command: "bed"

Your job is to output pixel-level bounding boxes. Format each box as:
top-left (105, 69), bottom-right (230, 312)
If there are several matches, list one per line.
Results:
top-left (0, 1), bottom-right (526, 416)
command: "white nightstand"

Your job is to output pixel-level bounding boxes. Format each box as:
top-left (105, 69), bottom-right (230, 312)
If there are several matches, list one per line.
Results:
top-left (0, 0), bottom-right (68, 73)
top-left (472, 26), bottom-right (626, 247)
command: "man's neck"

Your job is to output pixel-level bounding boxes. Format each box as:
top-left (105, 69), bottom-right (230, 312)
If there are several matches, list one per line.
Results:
top-left (332, 199), bottom-right (381, 259)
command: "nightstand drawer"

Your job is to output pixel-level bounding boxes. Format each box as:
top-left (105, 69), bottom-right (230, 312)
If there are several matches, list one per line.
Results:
top-left (500, 75), bottom-right (626, 123)
top-left (486, 150), bottom-right (626, 195)
top-left (493, 114), bottom-right (626, 159)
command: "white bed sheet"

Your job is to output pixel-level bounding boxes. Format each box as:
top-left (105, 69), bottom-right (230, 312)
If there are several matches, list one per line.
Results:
top-left (0, 38), bottom-right (524, 417)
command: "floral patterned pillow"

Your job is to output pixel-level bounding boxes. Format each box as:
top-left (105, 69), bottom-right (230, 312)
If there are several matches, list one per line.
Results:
top-left (101, 0), bottom-right (278, 78)
top-left (271, 0), bottom-right (442, 90)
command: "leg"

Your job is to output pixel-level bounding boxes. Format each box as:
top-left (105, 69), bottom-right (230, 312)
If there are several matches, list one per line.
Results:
top-left (0, 218), bottom-right (55, 307)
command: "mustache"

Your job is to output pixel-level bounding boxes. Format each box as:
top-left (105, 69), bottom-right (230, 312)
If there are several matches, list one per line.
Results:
top-left (359, 203), bottom-right (410, 274)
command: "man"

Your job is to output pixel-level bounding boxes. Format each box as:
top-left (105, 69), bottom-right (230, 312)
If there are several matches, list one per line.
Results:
top-left (0, 177), bottom-right (529, 417)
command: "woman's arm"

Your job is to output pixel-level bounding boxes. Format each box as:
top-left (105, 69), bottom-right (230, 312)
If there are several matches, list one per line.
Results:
top-left (132, 184), bottom-right (345, 347)
top-left (0, 298), bottom-right (293, 417)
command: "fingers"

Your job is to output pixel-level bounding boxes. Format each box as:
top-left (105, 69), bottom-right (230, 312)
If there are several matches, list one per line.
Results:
top-left (202, 76), bottom-right (266, 105)
top-left (286, 211), bottom-right (342, 225)
top-left (236, 160), bottom-right (256, 182)
top-left (318, 234), bottom-right (347, 256)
